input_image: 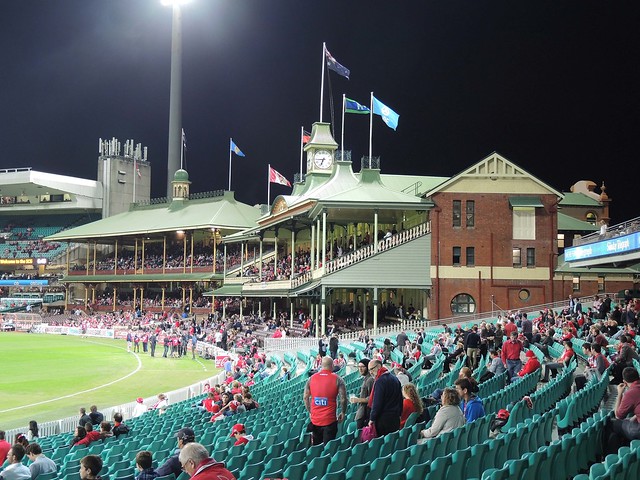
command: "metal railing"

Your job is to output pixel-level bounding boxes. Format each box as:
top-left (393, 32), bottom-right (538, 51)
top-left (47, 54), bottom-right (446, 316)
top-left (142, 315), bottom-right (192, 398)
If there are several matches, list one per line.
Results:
top-left (573, 215), bottom-right (640, 246)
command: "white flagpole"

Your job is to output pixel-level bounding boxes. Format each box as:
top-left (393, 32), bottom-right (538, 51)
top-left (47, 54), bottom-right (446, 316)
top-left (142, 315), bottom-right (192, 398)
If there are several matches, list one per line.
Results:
top-left (320, 42), bottom-right (326, 122)
top-left (267, 164), bottom-right (271, 205)
top-left (133, 157), bottom-right (137, 203)
top-left (180, 129), bottom-right (184, 169)
top-left (228, 138), bottom-right (232, 191)
top-left (299, 126), bottom-right (304, 177)
top-left (369, 92), bottom-right (374, 165)
top-left (341, 94), bottom-right (345, 163)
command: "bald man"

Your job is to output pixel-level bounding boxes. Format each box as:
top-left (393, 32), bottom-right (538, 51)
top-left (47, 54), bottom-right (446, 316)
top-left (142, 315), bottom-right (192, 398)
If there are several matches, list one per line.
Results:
top-left (303, 356), bottom-right (348, 445)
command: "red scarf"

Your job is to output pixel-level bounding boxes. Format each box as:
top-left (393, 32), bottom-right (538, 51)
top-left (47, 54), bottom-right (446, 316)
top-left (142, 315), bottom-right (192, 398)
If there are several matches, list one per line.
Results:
top-left (368, 366), bottom-right (389, 408)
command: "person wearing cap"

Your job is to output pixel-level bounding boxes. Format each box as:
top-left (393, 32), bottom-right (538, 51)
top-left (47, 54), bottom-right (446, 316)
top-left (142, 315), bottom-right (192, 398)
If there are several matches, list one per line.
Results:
top-left (515, 350), bottom-right (541, 380)
top-left (350, 358), bottom-right (375, 429)
top-left (229, 424), bottom-right (253, 447)
top-left (155, 427), bottom-right (196, 478)
top-left (133, 397), bottom-right (147, 418)
top-left (303, 356), bottom-right (348, 445)
top-left (178, 442), bottom-right (235, 480)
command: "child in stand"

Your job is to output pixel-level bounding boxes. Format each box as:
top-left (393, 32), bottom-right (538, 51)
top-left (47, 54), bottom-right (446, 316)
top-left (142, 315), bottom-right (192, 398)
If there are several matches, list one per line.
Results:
top-left (135, 451), bottom-right (157, 480)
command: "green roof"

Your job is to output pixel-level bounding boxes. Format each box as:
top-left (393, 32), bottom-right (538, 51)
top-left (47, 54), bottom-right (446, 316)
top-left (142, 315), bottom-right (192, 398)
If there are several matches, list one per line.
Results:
top-left (202, 284), bottom-right (243, 297)
top-left (368, 174), bottom-right (449, 197)
top-left (509, 196), bottom-right (544, 207)
top-left (275, 161), bottom-right (430, 216)
top-left (559, 192), bottom-right (602, 207)
top-left (557, 212), bottom-right (598, 232)
top-left (45, 191), bottom-right (261, 241)
top-left (173, 169), bottom-right (190, 182)
top-left (60, 272), bottom-right (222, 283)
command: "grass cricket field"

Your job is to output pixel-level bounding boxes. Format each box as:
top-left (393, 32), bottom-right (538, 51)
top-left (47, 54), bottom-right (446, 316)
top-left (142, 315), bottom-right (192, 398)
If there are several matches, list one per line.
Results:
top-left (0, 332), bottom-right (218, 430)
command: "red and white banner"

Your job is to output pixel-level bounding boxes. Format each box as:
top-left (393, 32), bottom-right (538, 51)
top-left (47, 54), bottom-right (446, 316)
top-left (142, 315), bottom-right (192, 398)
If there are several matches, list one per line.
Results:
top-left (269, 166), bottom-right (291, 187)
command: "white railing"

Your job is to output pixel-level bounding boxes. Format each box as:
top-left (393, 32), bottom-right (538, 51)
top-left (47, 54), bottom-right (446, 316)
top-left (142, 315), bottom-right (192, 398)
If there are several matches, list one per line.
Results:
top-left (242, 279), bottom-right (292, 293)
top-left (325, 222), bottom-right (430, 275)
top-left (263, 337), bottom-right (322, 353)
top-left (291, 271), bottom-right (313, 289)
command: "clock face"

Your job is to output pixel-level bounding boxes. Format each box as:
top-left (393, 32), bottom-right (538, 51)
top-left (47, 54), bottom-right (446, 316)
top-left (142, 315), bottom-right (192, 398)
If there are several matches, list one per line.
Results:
top-left (314, 150), bottom-right (333, 169)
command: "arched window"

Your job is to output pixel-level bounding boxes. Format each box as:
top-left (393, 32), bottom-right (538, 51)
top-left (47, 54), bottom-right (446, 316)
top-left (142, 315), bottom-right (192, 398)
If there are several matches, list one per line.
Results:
top-left (585, 212), bottom-right (597, 225)
top-left (450, 293), bottom-right (476, 314)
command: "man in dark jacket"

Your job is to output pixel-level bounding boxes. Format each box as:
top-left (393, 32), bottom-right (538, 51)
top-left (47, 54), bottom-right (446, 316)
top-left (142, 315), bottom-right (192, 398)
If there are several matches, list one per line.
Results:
top-left (156, 428), bottom-right (196, 478)
top-left (329, 335), bottom-right (339, 360)
top-left (367, 359), bottom-right (402, 436)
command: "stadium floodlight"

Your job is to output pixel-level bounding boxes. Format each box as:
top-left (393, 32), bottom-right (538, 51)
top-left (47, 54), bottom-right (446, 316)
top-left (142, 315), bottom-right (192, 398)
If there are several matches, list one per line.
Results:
top-left (161, 0), bottom-right (191, 5)
top-left (162, 0), bottom-right (193, 197)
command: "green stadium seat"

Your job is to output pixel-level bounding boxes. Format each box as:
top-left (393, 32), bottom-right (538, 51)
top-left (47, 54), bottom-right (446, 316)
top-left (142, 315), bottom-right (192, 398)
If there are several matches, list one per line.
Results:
top-left (344, 464), bottom-right (369, 480)
top-left (319, 469), bottom-right (346, 480)
top-left (238, 461), bottom-right (263, 480)
top-left (368, 453), bottom-right (392, 480)
top-left (406, 461), bottom-right (430, 480)
top-left (304, 454), bottom-right (332, 480)
top-left (37, 472), bottom-right (58, 480)
top-left (282, 461), bottom-right (307, 480)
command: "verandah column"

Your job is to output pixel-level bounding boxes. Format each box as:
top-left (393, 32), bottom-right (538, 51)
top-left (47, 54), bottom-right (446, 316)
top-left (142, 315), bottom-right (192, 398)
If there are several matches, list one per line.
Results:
top-left (322, 210), bottom-right (327, 271)
top-left (373, 286), bottom-right (379, 335)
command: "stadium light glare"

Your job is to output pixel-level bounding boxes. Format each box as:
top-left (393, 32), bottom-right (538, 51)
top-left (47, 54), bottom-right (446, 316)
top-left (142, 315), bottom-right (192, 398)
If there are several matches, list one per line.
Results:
top-left (161, 0), bottom-right (191, 6)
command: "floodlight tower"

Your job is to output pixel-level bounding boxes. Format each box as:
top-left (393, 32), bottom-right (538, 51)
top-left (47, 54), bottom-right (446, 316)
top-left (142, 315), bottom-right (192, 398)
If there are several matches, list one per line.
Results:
top-left (162, 0), bottom-right (191, 198)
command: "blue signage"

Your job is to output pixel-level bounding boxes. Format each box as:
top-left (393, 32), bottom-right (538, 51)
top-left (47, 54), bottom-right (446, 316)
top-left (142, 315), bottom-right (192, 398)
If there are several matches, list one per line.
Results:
top-left (565, 232), bottom-right (640, 262)
top-left (0, 279), bottom-right (49, 286)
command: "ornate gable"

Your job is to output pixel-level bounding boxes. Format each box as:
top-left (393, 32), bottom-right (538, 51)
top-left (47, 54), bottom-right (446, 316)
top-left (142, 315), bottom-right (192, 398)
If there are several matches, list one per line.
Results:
top-left (425, 152), bottom-right (564, 197)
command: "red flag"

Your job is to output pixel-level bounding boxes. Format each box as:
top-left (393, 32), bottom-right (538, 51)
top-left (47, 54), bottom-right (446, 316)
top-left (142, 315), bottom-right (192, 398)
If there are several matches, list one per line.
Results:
top-left (302, 130), bottom-right (311, 144)
top-left (269, 166), bottom-right (291, 187)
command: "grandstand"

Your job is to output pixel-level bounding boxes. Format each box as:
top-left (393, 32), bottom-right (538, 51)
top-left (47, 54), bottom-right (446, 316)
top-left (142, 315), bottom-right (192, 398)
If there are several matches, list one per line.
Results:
top-left (2, 302), bottom-right (639, 480)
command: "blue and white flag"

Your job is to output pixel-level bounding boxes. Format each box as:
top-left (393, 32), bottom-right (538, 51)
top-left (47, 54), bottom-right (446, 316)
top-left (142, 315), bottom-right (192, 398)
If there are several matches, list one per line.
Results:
top-left (325, 46), bottom-right (350, 79)
top-left (372, 96), bottom-right (400, 130)
top-left (230, 139), bottom-right (245, 157)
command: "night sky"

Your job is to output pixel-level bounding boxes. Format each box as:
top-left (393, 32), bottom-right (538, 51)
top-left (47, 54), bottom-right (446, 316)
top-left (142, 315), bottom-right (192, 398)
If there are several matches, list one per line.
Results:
top-left (1, 1), bottom-right (638, 223)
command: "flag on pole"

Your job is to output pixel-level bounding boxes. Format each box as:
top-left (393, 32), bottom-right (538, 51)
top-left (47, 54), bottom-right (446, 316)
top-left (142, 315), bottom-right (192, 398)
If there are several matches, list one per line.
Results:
top-left (182, 129), bottom-right (187, 150)
top-left (230, 139), bottom-right (245, 156)
top-left (136, 164), bottom-right (141, 178)
top-left (302, 130), bottom-right (311, 144)
top-left (372, 96), bottom-right (400, 130)
top-left (324, 45), bottom-right (350, 79)
top-left (345, 97), bottom-right (370, 114)
top-left (269, 166), bottom-right (291, 187)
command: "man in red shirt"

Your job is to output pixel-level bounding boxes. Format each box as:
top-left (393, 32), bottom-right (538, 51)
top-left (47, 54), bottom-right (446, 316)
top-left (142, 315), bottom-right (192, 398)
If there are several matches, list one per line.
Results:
top-left (503, 318), bottom-right (518, 338)
top-left (178, 442), bottom-right (235, 480)
top-left (303, 356), bottom-right (347, 445)
top-left (501, 332), bottom-right (524, 382)
top-left (0, 430), bottom-right (10, 465)
top-left (604, 367), bottom-right (640, 453)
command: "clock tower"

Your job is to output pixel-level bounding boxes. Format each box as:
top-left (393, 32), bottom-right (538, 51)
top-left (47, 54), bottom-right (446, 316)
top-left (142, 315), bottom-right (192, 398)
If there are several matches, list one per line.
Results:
top-left (304, 122), bottom-right (339, 174)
